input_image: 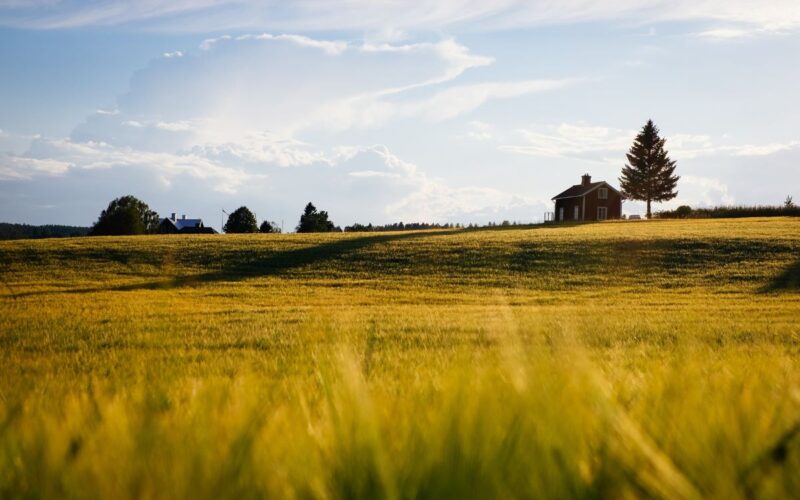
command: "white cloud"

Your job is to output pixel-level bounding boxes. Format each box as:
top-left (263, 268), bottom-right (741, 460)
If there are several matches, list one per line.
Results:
top-left (348, 170), bottom-right (400, 179)
top-left (1, 0), bottom-right (237, 29)
top-left (122, 119), bottom-right (194, 132)
top-left (386, 182), bottom-right (543, 221)
top-left (199, 34), bottom-right (231, 50)
top-left (2, 134), bottom-right (545, 223)
top-left (694, 24), bottom-right (790, 41)
top-left (201, 33), bottom-right (350, 55)
top-left (2, 137), bottom-right (251, 193)
top-left (464, 120), bottom-right (495, 141)
top-left (192, 130), bottom-right (332, 168)
top-left (106, 33), bottom-right (545, 134)
top-left (236, 33), bottom-right (349, 55)
top-left (697, 28), bottom-right (752, 40)
top-left (725, 141), bottom-right (800, 157)
top-left (5, 1), bottom-right (800, 36)
top-left (674, 175), bottom-right (736, 207)
top-left (0, 155), bottom-right (71, 180)
top-left (0, 129), bottom-right (41, 155)
top-left (501, 123), bottom-right (800, 162)
top-left (201, 35), bottom-right (493, 92)
top-left (162, 50), bottom-right (184, 58)
top-left (337, 145), bottom-right (544, 221)
top-left (416, 79), bottom-right (577, 122)
top-left (38, 31), bottom-right (563, 215)
top-left (310, 78), bottom-right (575, 131)
top-left (500, 123), bottom-right (634, 160)
top-left (155, 120), bottom-right (193, 132)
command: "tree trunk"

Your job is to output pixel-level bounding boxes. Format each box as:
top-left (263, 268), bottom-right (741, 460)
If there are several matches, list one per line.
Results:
top-left (646, 199), bottom-right (652, 219)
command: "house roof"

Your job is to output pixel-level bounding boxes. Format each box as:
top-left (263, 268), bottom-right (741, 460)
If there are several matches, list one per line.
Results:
top-left (552, 181), bottom-right (619, 200)
top-left (160, 218), bottom-right (204, 230)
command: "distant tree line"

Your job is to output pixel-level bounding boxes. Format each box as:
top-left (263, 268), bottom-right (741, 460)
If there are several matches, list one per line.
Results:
top-left (345, 222), bottom-right (458, 232)
top-left (83, 195), bottom-right (545, 237)
top-left (343, 221), bottom-right (542, 232)
top-left (85, 197), bottom-right (343, 236)
top-left (0, 223), bottom-right (89, 240)
top-left (84, 196), bottom-right (287, 236)
top-left (656, 199), bottom-right (799, 220)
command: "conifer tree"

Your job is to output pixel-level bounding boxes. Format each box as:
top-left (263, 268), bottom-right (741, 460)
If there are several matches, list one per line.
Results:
top-left (620, 120), bottom-right (679, 218)
top-left (296, 202), bottom-right (337, 233)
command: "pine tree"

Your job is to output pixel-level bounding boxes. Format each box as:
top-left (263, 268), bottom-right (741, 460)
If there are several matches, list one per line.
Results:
top-left (620, 120), bottom-right (679, 218)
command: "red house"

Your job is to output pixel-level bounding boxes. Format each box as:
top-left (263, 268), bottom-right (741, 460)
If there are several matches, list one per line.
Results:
top-left (552, 174), bottom-right (622, 222)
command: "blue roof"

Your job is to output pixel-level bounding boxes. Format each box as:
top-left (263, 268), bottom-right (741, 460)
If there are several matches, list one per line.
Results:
top-left (160, 217), bottom-right (204, 230)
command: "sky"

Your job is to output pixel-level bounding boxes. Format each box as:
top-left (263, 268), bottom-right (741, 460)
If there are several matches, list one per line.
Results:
top-left (1, 1), bottom-right (799, 231)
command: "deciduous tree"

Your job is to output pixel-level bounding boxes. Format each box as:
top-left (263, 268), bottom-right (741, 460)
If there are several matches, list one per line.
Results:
top-left (259, 220), bottom-right (281, 233)
top-left (89, 195), bottom-right (159, 236)
top-left (223, 207), bottom-right (258, 233)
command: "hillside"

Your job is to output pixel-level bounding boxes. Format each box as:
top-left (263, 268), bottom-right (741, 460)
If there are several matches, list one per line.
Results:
top-left (1, 218), bottom-right (799, 499)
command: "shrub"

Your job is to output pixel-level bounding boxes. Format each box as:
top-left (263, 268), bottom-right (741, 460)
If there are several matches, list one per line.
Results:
top-left (675, 205), bottom-right (693, 218)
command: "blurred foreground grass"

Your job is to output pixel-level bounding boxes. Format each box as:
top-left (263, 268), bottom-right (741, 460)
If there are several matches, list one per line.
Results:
top-left (1, 218), bottom-right (799, 499)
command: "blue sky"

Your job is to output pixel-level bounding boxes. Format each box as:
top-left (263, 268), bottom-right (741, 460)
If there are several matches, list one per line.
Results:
top-left (1, 1), bottom-right (799, 230)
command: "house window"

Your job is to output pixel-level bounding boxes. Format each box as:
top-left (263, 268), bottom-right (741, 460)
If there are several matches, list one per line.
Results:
top-left (574, 206), bottom-right (580, 220)
top-left (597, 207), bottom-right (608, 221)
top-left (598, 188), bottom-right (608, 199)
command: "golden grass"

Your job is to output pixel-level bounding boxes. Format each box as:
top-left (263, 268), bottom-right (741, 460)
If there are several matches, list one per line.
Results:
top-left (1, 217), bottom-right (799, 498)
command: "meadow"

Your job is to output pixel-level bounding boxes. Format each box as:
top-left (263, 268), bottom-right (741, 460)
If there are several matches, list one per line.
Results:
top-left (1, 217), bottom-right (799, 499)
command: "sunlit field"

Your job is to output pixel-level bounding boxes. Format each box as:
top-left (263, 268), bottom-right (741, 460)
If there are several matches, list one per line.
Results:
top-left (1, 218), bottom-right (799, 499)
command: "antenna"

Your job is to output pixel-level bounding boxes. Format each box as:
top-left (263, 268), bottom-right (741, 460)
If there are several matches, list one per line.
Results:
top-left (221, 209), bottom-right (229, 233)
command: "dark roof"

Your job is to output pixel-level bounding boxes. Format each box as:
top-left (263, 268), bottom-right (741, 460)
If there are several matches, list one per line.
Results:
top-left (159, 217), bottom-right (205, 230)
top-left (552, 181), bottom-right (617, 200)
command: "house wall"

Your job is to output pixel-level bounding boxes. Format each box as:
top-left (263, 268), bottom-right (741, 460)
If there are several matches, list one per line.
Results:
top-left (553, 185), bottom-right (622, 222)
top-left (582, 187), bottom-right (622, 220)
top-left (554, 198), bottom-right (584, 222)
top-left (157, 220), bottom-right (178, 234)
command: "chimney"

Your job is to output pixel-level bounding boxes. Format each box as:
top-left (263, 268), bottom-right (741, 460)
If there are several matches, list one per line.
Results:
top-left (181, 214), bottom-right (186, 220)
top-left (581, 173), bottom-right (591, 186)
top-left (171, 213), bottom-right (176, 221)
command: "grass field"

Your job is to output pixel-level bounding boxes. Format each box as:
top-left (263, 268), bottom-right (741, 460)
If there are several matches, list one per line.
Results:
top-left (1, 217), bottom-right (799, 499)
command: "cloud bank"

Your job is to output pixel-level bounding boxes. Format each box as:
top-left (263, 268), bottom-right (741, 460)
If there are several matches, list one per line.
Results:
top-left (0, 33), bottom-right (557, 226)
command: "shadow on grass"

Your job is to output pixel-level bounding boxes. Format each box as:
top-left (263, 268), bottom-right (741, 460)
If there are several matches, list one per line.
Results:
top-left (761, 259), bottom-right (800, 293)
top-left (7, 225), bottom-right (797, 298)
top-left (10, 230), bottom-right (461, 297)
